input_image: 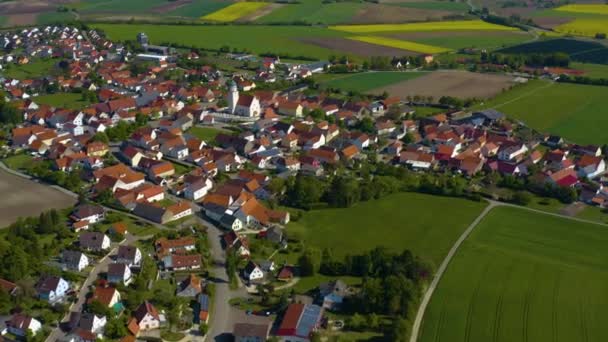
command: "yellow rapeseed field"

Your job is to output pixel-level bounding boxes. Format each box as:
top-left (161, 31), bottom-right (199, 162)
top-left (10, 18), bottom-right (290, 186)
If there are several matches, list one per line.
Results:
top-left (348, 36), bottom-right (451, 54)
top-left (330, 20), bottom-right (518, 33)
top-left (555, 18), bottom-right (608, 37)
top-left (555, 4), bottom-right (608, 15)
top-left (202, 2), bottom-right (269, 22)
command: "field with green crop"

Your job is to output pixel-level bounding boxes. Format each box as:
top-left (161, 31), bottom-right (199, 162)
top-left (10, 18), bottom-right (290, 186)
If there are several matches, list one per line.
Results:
top-left (167, 0), bottom-right (235, 18)
top-left (287, 192), bottom-right (487, 266)
top-left (202, 2), bottom-right (269, 22)
top-left (330, 20), bottom-right (517, 33)
top-left (80, 0), bottom-right (168, 13)
top-left (499, 38), bottom-right (608, 65)
top-left (571, 62), bottom-right (608, 78)
top-left (478, 80), bottom-right (608, 144)
top-left (420, 206), bottom-right (608, 342)
top-left (256, 0), bottom-right (364, 25)
top-left (33, 93), bottom-right (92, 110)
top-left (318, 71), bottom-right (426, 92)
top-left (92, 23), bottom-right (349, 60)
top-left (388, 0), bottom-right (469, 12)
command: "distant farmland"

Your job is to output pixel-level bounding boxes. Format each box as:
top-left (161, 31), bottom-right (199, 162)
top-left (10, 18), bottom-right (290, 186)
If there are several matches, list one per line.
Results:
top-left (478, 80), bottom-right (608, 145)
top-left (317, 71), bottom-right (426, 93)
top-left (420, 206), bottom-right (608, 342)
top-left (0, 168), bottom-right (75, 228)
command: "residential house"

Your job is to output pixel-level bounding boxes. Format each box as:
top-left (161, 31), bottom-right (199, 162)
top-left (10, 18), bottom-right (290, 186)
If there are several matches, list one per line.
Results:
top-left (233, 322), bottom-right (271, 342)
top-left (107, 263), bottom-right (132, 285)
top-left (243, 261), bottom-right (264, 282)
top-left (6, 314), bottom-right (42, 337)
top-left (116, 245), bottom-right (142, 267)
top-left (162, 254), bottom-right (202, 271)
top-left (177, 274), bottom-right (203, 298)
top-left (197, 294), bottom-right (210, 324)
top-left (79, 232), bottom-right (111, 252)
top-left (276, 304), bottom-right (323, 342)
top-left (128, 301), bottom-right (163, 336)
top-left (155, 237), bottom-right (196, 256)
top-left (577, 155), bottom-right (606, 179)
top-left (318, 280), bottom-right (349, 310)
top-left (62, 250), bottom-right (90, 272)
top-left (0, 278), bottom-right (19, 296)
top-left (36, 276), bottom-right (69, 302)
top-left (88, 286), bottom-right (121, 310)
top-left (71, 204), bottom-right (105, 224)
top-left (184, 178), bottom-right (213, 201)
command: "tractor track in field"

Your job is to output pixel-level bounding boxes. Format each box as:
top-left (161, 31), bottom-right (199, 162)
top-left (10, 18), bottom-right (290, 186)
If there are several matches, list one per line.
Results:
top-left (551, 272), bottom-right (562, 342)
top-left (464, 264), bottom-right (490, 342)
top-left (433, 302), bottom-right (447, 342)
top-left (579, 297), bottom-right (589, 342)
top-left (492, 262), bottom-right (514, 342)
top-left (522, 264), bottom-right (539, 342)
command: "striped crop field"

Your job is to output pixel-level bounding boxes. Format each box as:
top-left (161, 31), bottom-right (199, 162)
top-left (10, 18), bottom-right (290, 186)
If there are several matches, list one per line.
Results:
top-left (202, 2), bottom-right (269, 21)
top-left (555, 4), bottom-right (608, 15)
top-left (330, 20), bottom-right (518, 33)
top-left (348, 36), bottom-right (450, 54)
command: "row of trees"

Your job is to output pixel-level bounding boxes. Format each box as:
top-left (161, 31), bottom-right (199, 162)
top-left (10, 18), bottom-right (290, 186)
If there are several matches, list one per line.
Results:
top-left (481, 51), bottom-right (571, 68)
top-left (0, 91), bottom-right (21, 125)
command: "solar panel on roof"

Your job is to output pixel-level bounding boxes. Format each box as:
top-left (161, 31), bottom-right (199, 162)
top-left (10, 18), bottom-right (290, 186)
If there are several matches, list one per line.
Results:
top-left (295, 304), bottom-right (322, 337)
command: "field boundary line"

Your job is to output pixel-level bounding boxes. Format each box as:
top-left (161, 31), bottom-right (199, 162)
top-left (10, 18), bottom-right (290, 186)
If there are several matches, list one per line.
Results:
top-left (409, 201), bottom-right (497, 342)
top-left (492, 81), bottom-right (555, 110)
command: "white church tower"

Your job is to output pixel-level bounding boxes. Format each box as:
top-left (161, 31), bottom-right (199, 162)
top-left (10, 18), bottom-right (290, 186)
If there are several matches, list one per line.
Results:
top-left (228, 81), bottom-right (239, 114)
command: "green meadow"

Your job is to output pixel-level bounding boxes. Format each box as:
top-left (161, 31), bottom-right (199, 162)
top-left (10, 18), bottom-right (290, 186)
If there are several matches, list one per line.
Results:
top-left (421, 206), bottom-right (608, 342)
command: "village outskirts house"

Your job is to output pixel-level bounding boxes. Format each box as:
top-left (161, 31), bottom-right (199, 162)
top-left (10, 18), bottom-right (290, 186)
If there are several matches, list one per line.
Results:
top-left (233, 322), bottom-right (271, 342)
top-left (79, 232), bottom-right (111, 252)
top-left (62, 250), bottom-right (90, 272)
top-left (36, 276), bottom-right (70, 303)
top-left (6, 314), bottom-right (42, 337)
top-left (116, 245), bottom-right (142, 268)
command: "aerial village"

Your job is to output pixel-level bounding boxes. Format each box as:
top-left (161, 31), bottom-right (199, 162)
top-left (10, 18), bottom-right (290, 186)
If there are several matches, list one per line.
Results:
top-left (0, 25), bottom-right (607, 342)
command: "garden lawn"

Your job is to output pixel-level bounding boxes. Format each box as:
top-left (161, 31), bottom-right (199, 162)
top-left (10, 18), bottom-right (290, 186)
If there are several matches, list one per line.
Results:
top-left (202, 2), bottom-right (269, 22)
top-left (318, 71), bottom-right (426, 93)
top-left (420, 206), bottom-right (608, 342)
top-left (91, 24), bottom-right (349, 61)
top-left (2, 154), bottom-right (35, 170)
top-left (287, 192), bottom-right (487, 266)
top-left (187, 126), bottom-right (225, 141)
top-left (33, 93), bottom-right (92, 110)
top-left (2, 59), bottom-right (56, 79)
top-left (477, 80), bottom-right (608, 145)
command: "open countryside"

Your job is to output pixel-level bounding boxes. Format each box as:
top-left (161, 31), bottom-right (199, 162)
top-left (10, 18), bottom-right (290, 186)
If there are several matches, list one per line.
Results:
top-left (477, 80), bottom-right (608, 145)
top-left (420, 206), bottom-right (608, 342)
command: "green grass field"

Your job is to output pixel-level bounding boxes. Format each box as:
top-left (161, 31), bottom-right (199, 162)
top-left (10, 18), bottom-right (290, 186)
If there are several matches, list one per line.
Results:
top-left (477, 80), bottom-right (608, 144)
top-left (330, 20), bottom-right (517, 33)
top-left (187, 126), bottom-right (225, 141)
top-left (80, 0), bottom-right (168, 13)
top-left (572, 62), bottom-right (608, 78)
top-left (420, 206), bottom-right (608, 342)
top-left (287, 192), bottom-right (487, 266)
top-left (92, 23), bottom-right (349, 61)
top-left (2, 59), bottom-right (57, 79)
top-left (256, 0), bottom-right (364, 25)
top-left (33, 93), bottom-right (92, 110)
top-left (318, 71), bottom-right (426, 93)
top-left (388, 1), bottom-right (469, 12)
top-left (167, 0), bottom-right (235, 18)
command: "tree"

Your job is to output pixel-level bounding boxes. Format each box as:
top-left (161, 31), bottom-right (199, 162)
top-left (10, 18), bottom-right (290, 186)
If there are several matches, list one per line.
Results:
top-left (357, 116), bottom-right (374, 134)
top-left (88, 300), bottom-right (111, 317)
top-left (390, 318), bottom-right (409, 342)
top-left (327, 176), bottom-right (360, 208)
top-left (512, 191), bottom-right (532, 205)
top-left (199, 323), bottom-right (208, 336)
top-left (0, 288), bottom-right (12, 315)
top-left (285, 175), bottom-right (325, 209)
top-left (105, 316), bottom-right (128, 339)
top-left (298, 252), bottom-right (316, 277)
top-left (347, 313), bottom-right (366, 331)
